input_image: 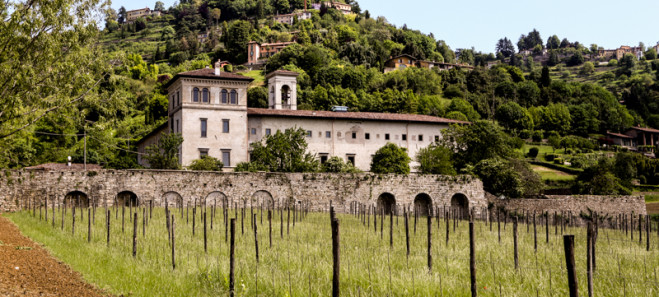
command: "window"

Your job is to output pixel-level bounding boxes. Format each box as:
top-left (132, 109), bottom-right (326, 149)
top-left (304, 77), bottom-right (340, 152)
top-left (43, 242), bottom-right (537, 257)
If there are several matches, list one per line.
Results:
top-left (176, 120), bottom-right (179, 133)
top-left (347, 155), bottom-right (355, 166)
top-left (199, 148), bottom-right (209, 157)
top-left (251, 128), bottom-right (256, 135)
top-left (222, 119), bottom-right (230, 133)
top-left (221, 89), bottom-right (228, 104)
top-left (193, 88), bottom-right (200, 102)
top-left (200, 119), bottom-right (207, 137)
top-left (435, 135), bottom-right (440, 142)
top-left (385, 133), bottom-right (390, 140)
top-left (306, 130), bottom-right (312, 138)
top-left (402, 134), bottom-right (407, 141)
top-left (419, 134), bottom-right (424, 141)
top-left (177, 91), bottom-right (180, 106)
top-left (320, 154), bottom-right (328, 163)
top-left (202, 88), bottom-right (209, 103)
top-left (230, 90), bottom-right (238, 104)
top-left (351, 132), bottom-right (357, 139)
top-left (265, 128), bottom-right (271, 135)
top-left (326, 131), bottom-right (331, 138)
top-left (365, 133), bottom-right (370, 140)
top-left (221, 150), bottom-right (231, 167)
top-left (170, 120), bottom-right (174, 132)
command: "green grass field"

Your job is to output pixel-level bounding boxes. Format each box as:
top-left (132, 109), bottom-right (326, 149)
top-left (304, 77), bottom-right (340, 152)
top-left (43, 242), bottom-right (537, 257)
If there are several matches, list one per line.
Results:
top-left (242, 70), bottom-right (265, 87)
top-left (530, 165), bottom-right (576, 181)
top-left (5, 206), bottom-right (659, 296)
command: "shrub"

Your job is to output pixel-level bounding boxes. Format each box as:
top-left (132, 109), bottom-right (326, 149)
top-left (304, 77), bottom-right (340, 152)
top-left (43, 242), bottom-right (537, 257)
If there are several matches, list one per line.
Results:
top-left (608, 59), bottom-right (618, 67)
top-left (544, 154), bottom-right (556, 162)
top-left (528, 147), bottom-right (539, 158)
top-left (519, 129), bottom-right (532, 140)
top-left (532, 130), bottom-right (543, 142)
top-left (188, 156), bottom-right (223, 171)
top-left (510, 137), bottom-right (524, 149)
top-left (553, 158), bottom-right (563, 165)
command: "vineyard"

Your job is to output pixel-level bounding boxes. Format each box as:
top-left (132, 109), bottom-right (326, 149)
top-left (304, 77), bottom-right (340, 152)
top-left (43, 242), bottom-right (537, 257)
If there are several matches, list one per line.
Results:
top-left (4, 199), bottom-right (659, 297)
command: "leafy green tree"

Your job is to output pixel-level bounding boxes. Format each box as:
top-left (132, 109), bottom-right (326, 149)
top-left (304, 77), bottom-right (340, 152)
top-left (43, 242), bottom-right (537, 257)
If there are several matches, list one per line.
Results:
top-left (245, 127), bottom-right (319, 172)
top-left (322, 156), bottom-right (359, 173)
top-left (547, 50), bottom-right (559, 66)
top-left (0, 0), bottom-right (111, 140)
top-left (210, 8), bottom-right (221, 26)
top-left (617, 53), bottom-right (636, 76)
top-left (226, 20), bottom-right (252, 63)
top-left (566, 51), bottom-right (584, 66)
top-left (188, 155), bottom-right (223, 171)
top-left (496, 102), bottom-right (534, 132)
top-left (569, 103), bottom-right (599, 136)
top-left (370, 143), bottom-right (411, 174)
top-left (573, 158), bottom-right (631, 195)
top-left (154, 1), bottom-right (165, 11)
top-left (645, 48), bottom-right (657, 60)
top-left (580, 61), bottom-right (595, 75)
top-left (560, 38), bottom-right (571, 48)
top-left (547, 134), bottom-right (561, 153)
top-left (495, 37), bottom-right (515, 58)
top-left (144, 133), bottom-right (183, 169)
top-left (473, 158), bottom-right (542, 198)
top-left (540, 65), bottom-right (551, 87)
top-left (416, 144), bottom-right (456, 175)
top-left (440, 120), bottom-right (513, 169)
top-left (248, 87), bottom-right (268, 108)
top-left (539, 103), bottom-right (571, 135)
top-left (274, 0), bottom-right (290, 13)
top-left (546, 35), bottom-right (560, 50)
top-left (447, 98), bottom-right (480, 121)
top-left (118, 6), bottom-right (126, 24)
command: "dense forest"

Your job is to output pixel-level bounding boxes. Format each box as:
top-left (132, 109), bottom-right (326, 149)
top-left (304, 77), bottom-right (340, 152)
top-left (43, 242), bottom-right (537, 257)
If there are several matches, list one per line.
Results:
top-left (2, 0), bottom-right (659, 196)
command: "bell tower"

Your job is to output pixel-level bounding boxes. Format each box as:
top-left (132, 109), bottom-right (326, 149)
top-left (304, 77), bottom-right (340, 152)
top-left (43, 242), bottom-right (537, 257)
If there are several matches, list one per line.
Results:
top-left (266, 70), bottom-right (299, 110)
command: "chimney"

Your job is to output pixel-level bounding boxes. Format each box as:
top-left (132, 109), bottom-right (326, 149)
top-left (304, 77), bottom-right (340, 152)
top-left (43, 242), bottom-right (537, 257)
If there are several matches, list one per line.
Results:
top-left (214, 60), bottom-right (221, 76)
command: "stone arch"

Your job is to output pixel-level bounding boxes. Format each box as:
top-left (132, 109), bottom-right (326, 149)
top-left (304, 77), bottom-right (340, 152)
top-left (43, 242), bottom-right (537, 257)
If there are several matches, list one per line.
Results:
top-left (414, 193), bottom-right (432, 216)
top-left (252, 190), bottom-right (274, 208)
top-left (162, 191), bottom-right (183, 208)
top-left (116, 191), bottom-right (139, 207)
top-left (206, 191), bottom-right (227, 207)
top-left (64, 191), bottom-right (89, 208)
top-left (376, 192), bottom-right (396, 215)
top-left (450, 193), bottom-right (470, 219)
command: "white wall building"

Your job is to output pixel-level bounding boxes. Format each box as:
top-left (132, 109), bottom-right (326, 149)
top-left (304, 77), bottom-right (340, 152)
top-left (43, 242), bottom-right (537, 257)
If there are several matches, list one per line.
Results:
top-left (137, 63), bottom-right (467, 171)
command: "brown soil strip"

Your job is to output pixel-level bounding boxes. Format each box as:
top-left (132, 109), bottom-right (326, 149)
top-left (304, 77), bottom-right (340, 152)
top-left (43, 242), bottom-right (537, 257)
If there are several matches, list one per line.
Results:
top-left (647, 202), bottom-right (659, 215)
top-left (0, 215), bottom-right (109, 297)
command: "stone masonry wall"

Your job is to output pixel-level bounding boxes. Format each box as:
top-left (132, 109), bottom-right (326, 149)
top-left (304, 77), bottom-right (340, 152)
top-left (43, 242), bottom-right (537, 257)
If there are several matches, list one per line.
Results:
top-left (0, 170), bottom-right (486, 213)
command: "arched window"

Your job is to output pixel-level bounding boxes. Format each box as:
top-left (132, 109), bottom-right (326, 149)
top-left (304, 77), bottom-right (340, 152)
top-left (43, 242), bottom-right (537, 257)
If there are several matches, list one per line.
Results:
top-left (281, 85), bottom-right (291, 106)
top-left (221, 89), bottom-right (228, 104)
top-left (192, 87), bottom-right (199, 102)
top-left (202, 88), bottom-right (209, 103)
top-left (230, 90), bottom-right (237, 104)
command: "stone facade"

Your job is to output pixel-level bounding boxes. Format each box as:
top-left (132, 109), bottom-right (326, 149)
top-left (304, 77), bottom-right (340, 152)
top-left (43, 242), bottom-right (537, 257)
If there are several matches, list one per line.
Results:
top-left (0, 170), bottom-right (486, 214)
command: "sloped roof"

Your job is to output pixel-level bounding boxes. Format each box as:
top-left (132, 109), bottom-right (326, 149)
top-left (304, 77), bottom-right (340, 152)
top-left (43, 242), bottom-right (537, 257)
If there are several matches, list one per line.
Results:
top-left (628, 126), bottom-right (659, 134)
top-left (164, 68), bottom-right (253, 88)
top-left (247, 108), bottom-right (469, 125)
top-left (606, 131), bottom-right (634, 139)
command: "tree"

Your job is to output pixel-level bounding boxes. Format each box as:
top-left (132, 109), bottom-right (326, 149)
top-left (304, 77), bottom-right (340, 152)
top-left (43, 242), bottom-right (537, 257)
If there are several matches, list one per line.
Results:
top-left (546, 35), bottom-right (560, 50)
top-left (415, 144), bottom-right (456, 175)
top-left (188, 155), bottom-right (223, 171)
top-left (0, 0), bottom-right (112, 140)
top-left (547, 50), bottom-right (559, 66)
top-left (244, 127), bottom-right (319, 172)
top-left (447, 98), bottom-right (480, 121)
top-left (618, 53), bottom-right (636, 76)
top-left (370, 143), bottom-right (411, 174)
top-left (118, 6), bottom-right (126, 24)
top-left (274, 0), bottom-right (290, 13)
top-left (540, 103), bottom-right (571, 135)
top-left (540, 65), bottom-right (551, 87)
top-left (473, 158), bottom-right (542, 198)
top-left (496, 37), bottom-right (515, 58)
top-left (496, 102), bottom-right (534, 132)
top-left (144, 133), bottom-right (184, 169)
top-left (580, 61), bottom-right (595, 75)
top-left (560, 38), bottom-right (571, 48)
top-left (226, 20), bottom-right (252, 62)
top-left (210, 8), bottom-right (221, 26)
top-left (547, 134), bottom-right (561, 153)
top-left (248, 87), bottom-right (268, 108)
top-left (154, 1), bottom-right (164, 11)
top-left (566, 51), bottom-right (584, 66)
top-left (645, 48), bottom-right (657, 60)
top-left (440, 120), bottom-right (514, 169)
top-left (589, 44), bottom-right (599, 59)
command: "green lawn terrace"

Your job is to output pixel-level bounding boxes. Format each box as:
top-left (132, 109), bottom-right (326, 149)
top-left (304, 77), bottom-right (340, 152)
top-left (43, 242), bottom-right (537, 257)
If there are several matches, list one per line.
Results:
top-left (5, 202), bottom-right (658, 296)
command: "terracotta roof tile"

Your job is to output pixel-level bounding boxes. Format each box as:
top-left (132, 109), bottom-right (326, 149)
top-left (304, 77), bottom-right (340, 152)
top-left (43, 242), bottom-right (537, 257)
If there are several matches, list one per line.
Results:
top-left (629, 126), bottom-right (659, 133)
top-left (247, 108), bottom-right (469, 125)
top-left (606, 131), bottom-right (634, 139)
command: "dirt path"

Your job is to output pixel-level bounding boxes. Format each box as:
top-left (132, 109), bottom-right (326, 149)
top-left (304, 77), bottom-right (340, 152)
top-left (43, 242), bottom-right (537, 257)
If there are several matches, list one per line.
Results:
top-left (0, 215), bottom-right (108, 297)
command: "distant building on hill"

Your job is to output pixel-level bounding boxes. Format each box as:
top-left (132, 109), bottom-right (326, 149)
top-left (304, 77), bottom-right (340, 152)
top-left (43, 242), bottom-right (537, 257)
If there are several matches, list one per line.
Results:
top-left (383, 54), bottom-right (474, 73)
top-left (603, 126), bottom-right (659, 156)
top-left (320, 2), bottom-right (353, 14)
top-left (598, 45), bottom-right (644, 60)
top-left (125, 7), bottom-right (160, 23)
top-left (247, 41), bottom-right (296, 66)
top-left (273, 11), bottom-right (312, 26)
top-left (136, 62), bottom-right (467, 171)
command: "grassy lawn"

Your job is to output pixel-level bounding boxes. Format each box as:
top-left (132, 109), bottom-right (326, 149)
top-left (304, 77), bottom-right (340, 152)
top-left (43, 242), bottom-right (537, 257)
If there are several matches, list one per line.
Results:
top-left (5, 207), bottom-right (658, 296)
top-left (646, 194), bottom-right (659, 203)
top-left (520, 144), bottom-right (565, 157)
top-left (531, 165), bottom-right (576, 181)
top-left (242, 70), bottom-right (265, 87)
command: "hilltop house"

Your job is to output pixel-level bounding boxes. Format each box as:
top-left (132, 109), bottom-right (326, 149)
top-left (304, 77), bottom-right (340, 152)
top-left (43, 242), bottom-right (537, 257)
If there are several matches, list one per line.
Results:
top-left (247, 41), bottom-right (296, 66)
top-left (598, 45), bottom-right (644, 60)
top-left (604, 126), bottom-right (659, 155)
top-left (136, 62), bottom-right (467, 171)
top-left (313, 2), bottom-right (353, 14)
top-left (383, 54), bottom-right (474, 73)
top-left (126, 7), bottom-right (160, 23)
top-left (273, 11), bottom-right (312, 26)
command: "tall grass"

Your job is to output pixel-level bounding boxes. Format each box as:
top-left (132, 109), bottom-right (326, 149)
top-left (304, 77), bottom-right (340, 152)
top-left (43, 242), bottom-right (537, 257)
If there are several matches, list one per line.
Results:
top-left (5, 206), bottom-right (659, 296)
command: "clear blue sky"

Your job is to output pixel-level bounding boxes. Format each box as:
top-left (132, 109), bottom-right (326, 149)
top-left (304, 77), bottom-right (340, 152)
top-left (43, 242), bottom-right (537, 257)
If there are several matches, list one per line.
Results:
top-left (111, 0), bottom-right (659, 53)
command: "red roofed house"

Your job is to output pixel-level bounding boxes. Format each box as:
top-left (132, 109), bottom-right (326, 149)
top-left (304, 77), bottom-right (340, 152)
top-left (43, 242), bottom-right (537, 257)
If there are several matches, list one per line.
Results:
top-left (247, 41), bottom-right (296, 65)
top-left (137, 63), bottom-right (467, 171)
